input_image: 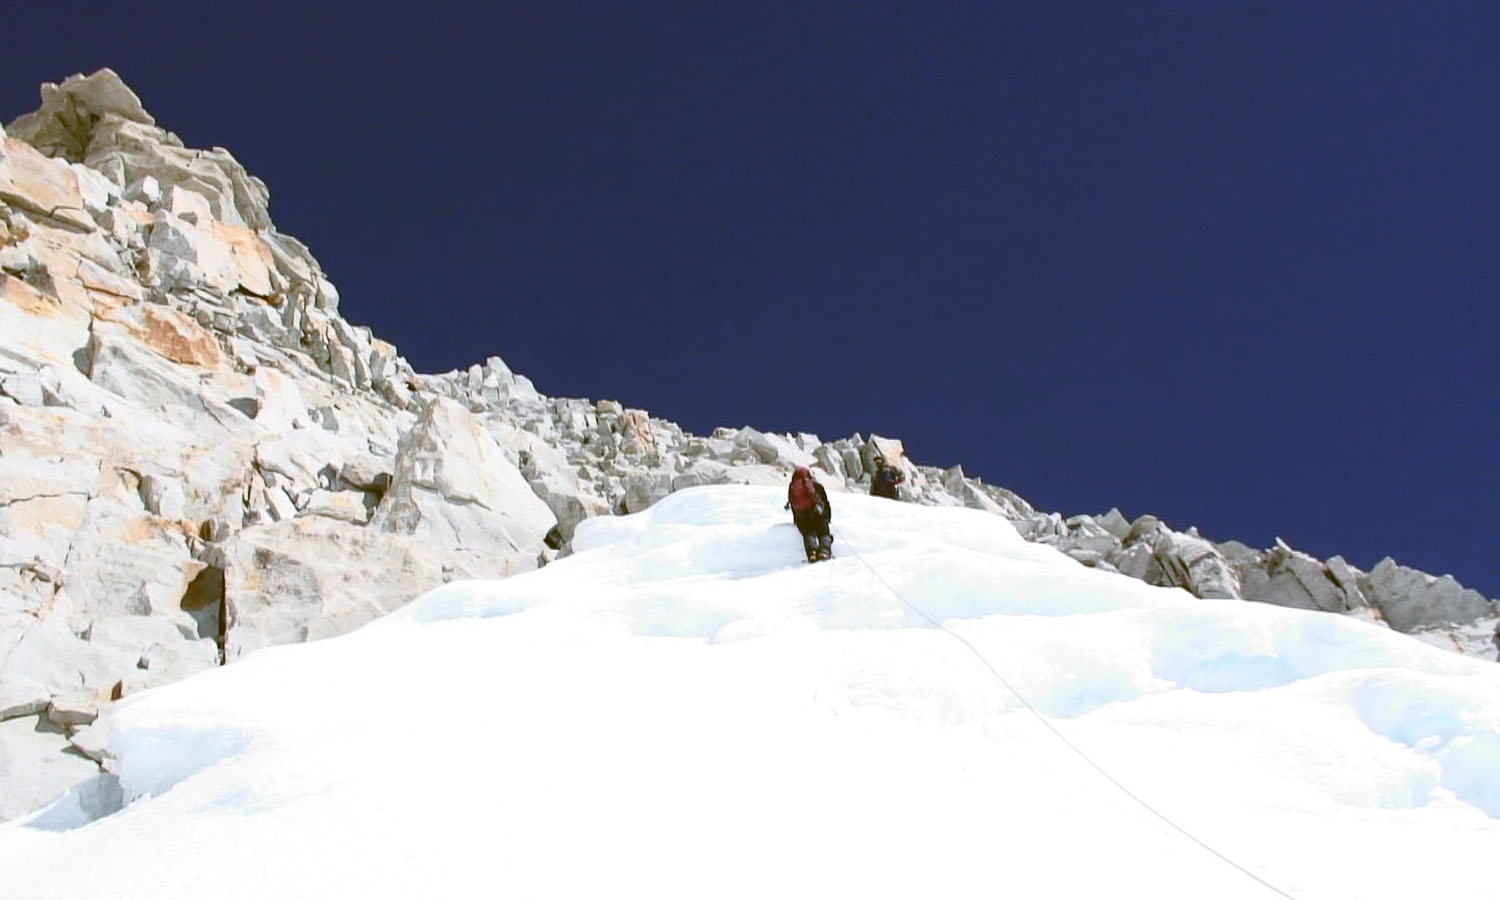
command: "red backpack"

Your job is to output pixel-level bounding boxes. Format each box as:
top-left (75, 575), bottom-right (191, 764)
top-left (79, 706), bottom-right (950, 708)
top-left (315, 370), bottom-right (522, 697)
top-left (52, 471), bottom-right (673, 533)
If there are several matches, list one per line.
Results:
top-left (788, 469), bottom-right (821, 512)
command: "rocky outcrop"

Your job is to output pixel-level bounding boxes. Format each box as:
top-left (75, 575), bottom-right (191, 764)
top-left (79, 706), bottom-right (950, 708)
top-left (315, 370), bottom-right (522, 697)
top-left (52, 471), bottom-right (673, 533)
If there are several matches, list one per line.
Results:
top-left (1363, 557), bottom-right (1492, 632)
top-left (222, 515), bottom-right (531, 659)
top-left (1, 69), bottom-right (1494, 821)
top-left (7, 69), bottom-right (271, 230)
top-left (371, 396), bottom-right (556, 558)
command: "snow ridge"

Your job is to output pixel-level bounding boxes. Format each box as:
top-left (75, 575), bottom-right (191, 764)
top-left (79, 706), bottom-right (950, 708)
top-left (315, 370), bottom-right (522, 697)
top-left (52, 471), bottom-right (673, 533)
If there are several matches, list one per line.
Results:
top-left (3, 487), bottom-right (1495, 899)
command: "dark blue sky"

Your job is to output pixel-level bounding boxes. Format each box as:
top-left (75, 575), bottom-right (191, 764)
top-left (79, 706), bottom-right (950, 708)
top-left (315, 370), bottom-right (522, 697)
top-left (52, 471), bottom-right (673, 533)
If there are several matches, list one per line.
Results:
top-left (4, 3), bottom-right (1496, 596)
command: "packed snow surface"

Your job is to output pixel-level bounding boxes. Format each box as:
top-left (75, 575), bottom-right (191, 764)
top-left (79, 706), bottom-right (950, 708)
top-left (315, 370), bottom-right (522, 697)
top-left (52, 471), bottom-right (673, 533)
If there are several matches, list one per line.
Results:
top-left (4, 486), bottom-right (1498, 899)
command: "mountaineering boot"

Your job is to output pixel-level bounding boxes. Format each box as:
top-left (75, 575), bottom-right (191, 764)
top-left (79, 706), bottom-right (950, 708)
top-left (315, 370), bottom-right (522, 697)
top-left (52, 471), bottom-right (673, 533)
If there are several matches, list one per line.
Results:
top-left (803, 532), bottom-right (820, 563)
top-left (818, 534), bottom-right (833, 561)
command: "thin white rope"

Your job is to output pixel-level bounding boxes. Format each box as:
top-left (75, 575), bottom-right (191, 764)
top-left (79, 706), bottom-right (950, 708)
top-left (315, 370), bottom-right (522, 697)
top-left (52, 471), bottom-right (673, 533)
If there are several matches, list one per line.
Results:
top-left (829, 523), bottom-right (1299, 900)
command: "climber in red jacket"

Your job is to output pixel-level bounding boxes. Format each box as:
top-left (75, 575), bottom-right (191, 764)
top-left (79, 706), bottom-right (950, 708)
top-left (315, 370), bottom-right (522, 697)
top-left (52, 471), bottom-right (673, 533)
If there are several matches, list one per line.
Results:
top-left (786, 466), bottom-right (833, 562)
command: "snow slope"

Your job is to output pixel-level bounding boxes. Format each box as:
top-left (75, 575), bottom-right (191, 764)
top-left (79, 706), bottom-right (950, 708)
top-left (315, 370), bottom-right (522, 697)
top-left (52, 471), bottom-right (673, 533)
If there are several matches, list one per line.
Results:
top-left (3, 486), bottom-right (1497, 899)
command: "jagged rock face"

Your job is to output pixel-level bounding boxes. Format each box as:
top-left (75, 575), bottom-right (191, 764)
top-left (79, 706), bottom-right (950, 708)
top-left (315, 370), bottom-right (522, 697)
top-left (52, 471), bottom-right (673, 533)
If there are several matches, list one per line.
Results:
top-left (1, 69), bottom-right (1495, 821)
top-left (7, 70), bottom-right (270, 230)
top-left (1363, 557), bottom-right (1493, 632)
top-left (371, 396), bottom-right (556, 557)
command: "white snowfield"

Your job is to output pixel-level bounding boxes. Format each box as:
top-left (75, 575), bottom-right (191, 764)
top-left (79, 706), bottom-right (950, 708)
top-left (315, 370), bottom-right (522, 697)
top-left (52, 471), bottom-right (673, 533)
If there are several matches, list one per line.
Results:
top-left (3, 486), bottom-right (1497, 899)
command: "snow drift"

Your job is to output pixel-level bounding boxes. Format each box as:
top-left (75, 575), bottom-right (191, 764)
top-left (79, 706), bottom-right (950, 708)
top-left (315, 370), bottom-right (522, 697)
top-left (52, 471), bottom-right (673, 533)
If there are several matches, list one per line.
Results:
top-left (2, 485), bottom-right (1497, 899)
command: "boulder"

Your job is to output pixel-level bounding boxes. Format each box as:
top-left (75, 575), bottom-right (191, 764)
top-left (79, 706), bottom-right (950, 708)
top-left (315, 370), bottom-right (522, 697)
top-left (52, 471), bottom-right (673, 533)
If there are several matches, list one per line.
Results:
top-left (0, 137), bottom-right (93, 230)
top-left (1095, 508), bottom-right (1132, 540)
top-left (1363, 558), bottom-right (1494, 633)
top-left (860, 434), bottom-right (905, 474)
top-left (251, 366), bottom-right (311, 431)
top-left (745, 429), bottom-right (814, 468)
top-left (622, 471), bottom-right (675, 513)
top-left (0, 714), bottom-right (101, 821)
top-left (302, 489), bottom-right (374, 524)
top-left (941, 466), bottom-right (1008, 514)
top-left (17, 74), bottom-right (275, 231)
top-left (1241, 540), bottom-right (1355, 614)
top-left (4, 69), bottom-right (153, 162)
top-left (125, 638), bottom-right (220, 694)
top-left (371, 397), bottom-right (556, 558)
top-left (0, 616), bottom-right (127, 719)
top-left (223, 516), bottom-right (528, 659)
top-left (46, 692), bottom-right (101, 730)
top-left (136, 304), bottom-right (224, 368)
top-left (0, 269), bottom-right (95, 372)
top-left (1324, 556), bottom-right (1369, 610)
top-left (145, 212), bottom-right (274, 296)
top-left (812, 444), bottom-right (846, 480)
top-left (1151, 531), bottom-right (1239, 599)
top-left (532, 481), bottom-right (610, 544)
top-left (1109, 543), bottom-right (1158, 582)
top-left (1056, 516), bottom-right (1122, 561)
top-left (83, 318), bottom-right (250, 438)
top-left (87, 614), bottom-right (193, 659)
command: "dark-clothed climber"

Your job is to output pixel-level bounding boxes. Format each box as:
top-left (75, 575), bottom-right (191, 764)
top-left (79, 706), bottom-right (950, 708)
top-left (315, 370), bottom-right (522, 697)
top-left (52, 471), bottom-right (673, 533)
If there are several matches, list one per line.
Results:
top-left (786, 466), bottom-right (833, 562)
top-left (870, 456), bottom-right (904, 500)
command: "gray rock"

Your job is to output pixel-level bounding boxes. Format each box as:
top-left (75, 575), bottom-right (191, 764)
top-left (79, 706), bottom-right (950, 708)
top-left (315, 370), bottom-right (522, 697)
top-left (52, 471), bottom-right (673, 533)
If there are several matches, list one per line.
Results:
top-left (302, 489), bottom-right (374, 524)
top-left (338, 452), bottom-right (393, 492)
top-left (0, 616), bottom-right (126, 720)
top-left (1325, 555), bottom-right (1369, 610)
top-left (66, 716), bottom-right (112, 764)
top-left (1249, 542), bottom-right (1349, 613)
top-left (672, 459), bottom-right (736, 491)
top-left (1215, 539), bottom-right (1260, 564)
top-left (0, 133), bottom-right (95, 230)
top-left (5, 69), bottom-right (153, 161)
top-left (1124, 515), bottom-right (1165, 545)
top-left (622, 471), bottom-right (674, 513)
top-left (1151, 531), bottom-right (1239, 599)
top-left (744, 429), bottom-right (814, 468)
top-left (58, 499), bottom-right (203, 620)
top-left (941, 466), bottom-right (1005, 514)
top-left (45, 692), bottom-right (101, 729)
top-left (0, 714), bottom-right (101, 821)
top-left (371, 397), bottom-right (556, 558)
top-left (139, 472), bottom-right (186, 520)
top-left (861, 434), bottom-right (905, 473)
top-left (1108, 543), bottom-right (1157, 581)
top-left (0, 371), bottom-right (45, 406)
top-left (1063, 547), bottom-right (1110, 568)
top-left (812, 444), bottom-right (846, 480)
top-left (839, 447), bottom-right (863, 479)
top-left (1363, 557), bottom-right (1494, 633)
top-left (127, 638), bottom-right (219, 693)
top-left (1095, 508), bottom-right (1131, 540)
top-left (7, 70), bottom-right (272, 231)
top-left (87, 614), bottom-right (192, 656)
top-left (223, 516), bottom-right (527, 659)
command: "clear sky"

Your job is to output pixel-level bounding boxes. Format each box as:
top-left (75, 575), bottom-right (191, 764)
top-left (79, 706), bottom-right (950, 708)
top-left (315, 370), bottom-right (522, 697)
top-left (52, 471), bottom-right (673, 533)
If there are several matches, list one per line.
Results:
top-left (3, 2), bottom-right (1495, 596)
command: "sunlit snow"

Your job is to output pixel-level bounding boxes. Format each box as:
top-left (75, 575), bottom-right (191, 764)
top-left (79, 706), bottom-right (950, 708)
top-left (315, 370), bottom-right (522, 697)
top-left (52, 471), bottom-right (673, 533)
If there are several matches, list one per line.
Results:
top-left (3, 486), bottom-right (1497, 899)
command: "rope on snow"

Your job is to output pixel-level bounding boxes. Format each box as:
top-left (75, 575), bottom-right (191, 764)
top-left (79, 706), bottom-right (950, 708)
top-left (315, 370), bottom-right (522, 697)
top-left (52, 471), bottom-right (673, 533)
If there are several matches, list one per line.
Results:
top-left (828, 523), bottom-right (1299, 900)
